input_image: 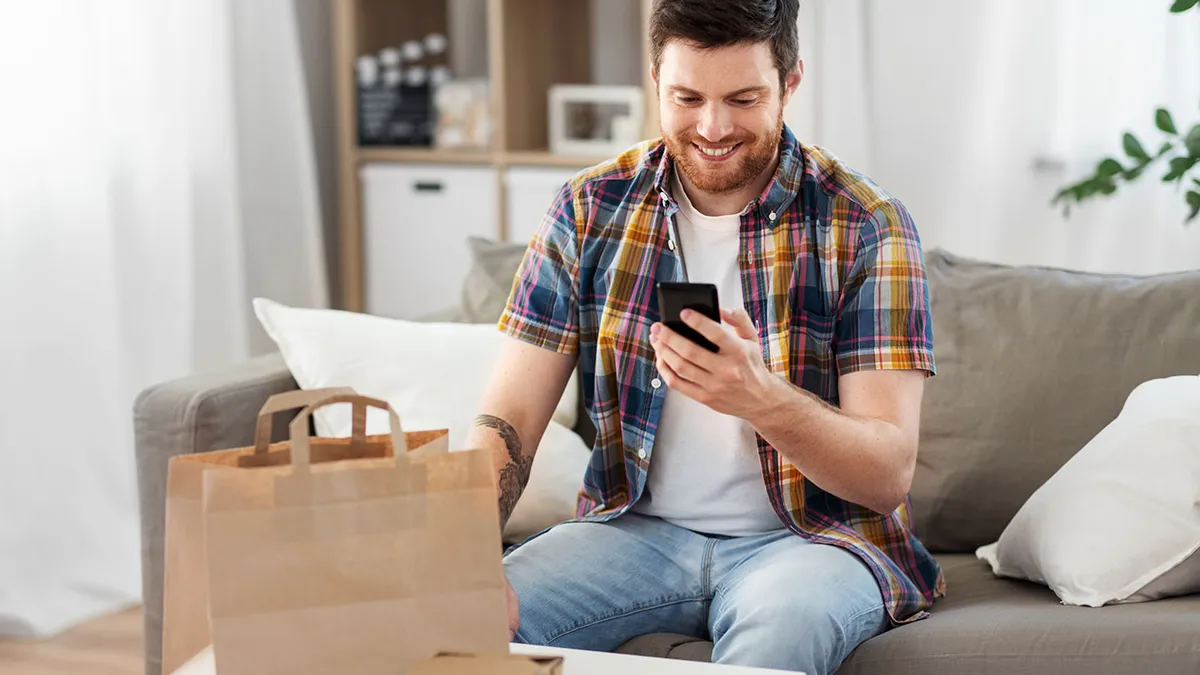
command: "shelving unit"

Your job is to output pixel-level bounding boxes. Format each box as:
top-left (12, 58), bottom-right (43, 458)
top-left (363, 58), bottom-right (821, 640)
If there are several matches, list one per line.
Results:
top-left (332, 0), bottom-right (658, 312)
top-left (501, 151), bottom-right (612, 168)
top-left (355, 147), bottom-right (496, 164)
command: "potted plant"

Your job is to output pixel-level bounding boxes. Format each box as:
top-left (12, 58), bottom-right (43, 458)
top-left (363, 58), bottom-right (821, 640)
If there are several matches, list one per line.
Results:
top-left (1054, 0), bottom-right (1200, 223)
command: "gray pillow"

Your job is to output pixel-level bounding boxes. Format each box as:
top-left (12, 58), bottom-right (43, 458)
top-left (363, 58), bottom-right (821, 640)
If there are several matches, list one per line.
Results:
top-left (910, 249), bottom-right (1200, 553)
top-left (466, 236), bottom-right (597, 447)
top-left (1122, 548), bottom-right (1200, 604)
top-left (460, 236), bottom-right (528, 323)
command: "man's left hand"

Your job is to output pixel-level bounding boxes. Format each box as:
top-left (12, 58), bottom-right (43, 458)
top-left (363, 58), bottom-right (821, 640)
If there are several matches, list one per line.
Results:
top-left (650, 307), bottom-right (778, 419)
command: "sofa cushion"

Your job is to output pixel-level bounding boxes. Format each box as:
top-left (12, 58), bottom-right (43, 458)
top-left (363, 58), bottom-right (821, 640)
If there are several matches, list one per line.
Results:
top-left (617, 555), bottom-right (1200, 675)
top-left (840, 555), bottom-right (1200, 675)
top-left (461, 236), bottom-right (527, 323)
top-left (910, 250), bottom-right (1200, 553)
top-left (977, 375), bottom-right (1200, 607)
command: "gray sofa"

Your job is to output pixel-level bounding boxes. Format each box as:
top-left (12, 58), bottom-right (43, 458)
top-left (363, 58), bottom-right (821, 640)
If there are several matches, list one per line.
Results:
top-left (135, 247), bottom-right (1200, 675)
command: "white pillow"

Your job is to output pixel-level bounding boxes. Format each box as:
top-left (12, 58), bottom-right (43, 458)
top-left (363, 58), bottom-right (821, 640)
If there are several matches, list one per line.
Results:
top-left (976, 375), bottom-right (1200, 607)
top-left (252, 298), bottom-right (589, 542)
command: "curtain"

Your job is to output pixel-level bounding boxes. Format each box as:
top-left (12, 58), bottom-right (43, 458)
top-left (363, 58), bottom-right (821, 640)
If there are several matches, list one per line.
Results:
top-left (787, 0), bottom-right (1200, 274)
top-left (0, 0), bottom-right (328, 637)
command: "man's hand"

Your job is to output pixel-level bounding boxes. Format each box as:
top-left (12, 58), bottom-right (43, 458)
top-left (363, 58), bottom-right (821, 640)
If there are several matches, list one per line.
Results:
top-left (650, 307), bottom-right (776, 419)
top-left (505, 576), bottom-right (520, 641)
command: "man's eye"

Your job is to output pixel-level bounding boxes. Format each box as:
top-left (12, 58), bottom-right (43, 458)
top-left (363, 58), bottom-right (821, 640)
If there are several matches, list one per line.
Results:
top-left (732, 98), bottom-right (755, 106)
top-left (676, 96), bottom-right (701, 104)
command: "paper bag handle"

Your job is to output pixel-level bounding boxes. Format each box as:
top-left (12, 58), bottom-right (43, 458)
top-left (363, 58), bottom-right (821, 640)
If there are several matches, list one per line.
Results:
top-left (253, 387), bottom-right (357, 454)
top-left (287, 394), bottom-right (409, 471)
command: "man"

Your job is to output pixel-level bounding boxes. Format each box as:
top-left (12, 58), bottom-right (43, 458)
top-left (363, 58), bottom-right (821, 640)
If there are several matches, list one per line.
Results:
top-left (464, 1), bottom-right (943, 673)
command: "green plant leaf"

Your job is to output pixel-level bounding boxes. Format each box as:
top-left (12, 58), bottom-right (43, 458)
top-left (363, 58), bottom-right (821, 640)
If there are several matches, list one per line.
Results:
top-left (1097, 158), bottom-right (1124, 178)
top-left (1156, 109), bottom-right (1178, 135)
top-left (1123, 133), bottom-right (1150, 161)
top-left (1186, 190), bottom-right (1200, 223)
top-left (1124, 166), bottom-right (1145, 181)
top-left (1054, 183), bottom-right (1076, 202)
top-left (1193, 177), bottom-right (1200, 190)
top-left (1170, 0), bottom-right (1199, 13)
top-left (1164, 156), bottom-right (1193, 182)
top-left (1185, 124), bottom-right (1200, 156)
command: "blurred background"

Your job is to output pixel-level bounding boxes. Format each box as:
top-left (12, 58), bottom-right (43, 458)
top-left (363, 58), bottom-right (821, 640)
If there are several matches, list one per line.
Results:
top-left (0, 0), bottom-right (1198, 666)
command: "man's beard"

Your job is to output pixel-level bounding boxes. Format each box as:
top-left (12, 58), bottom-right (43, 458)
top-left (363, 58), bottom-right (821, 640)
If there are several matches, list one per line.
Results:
top-left (664, 110), bottom-right (783, 195)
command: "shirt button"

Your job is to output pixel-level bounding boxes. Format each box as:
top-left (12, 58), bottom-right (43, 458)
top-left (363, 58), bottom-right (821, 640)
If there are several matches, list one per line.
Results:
top-left (768, 211), bottom-right (777, 221)
top-left (668, 239), bottom-right (676, 251)
top-left (651, 377), bottom-right (662, 389)
top-left (637, 448), bottom-right (648, 459)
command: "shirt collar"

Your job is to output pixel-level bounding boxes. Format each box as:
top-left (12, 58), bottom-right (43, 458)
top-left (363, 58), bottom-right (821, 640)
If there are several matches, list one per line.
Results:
top-left (652, 123), bottom-right (803, 230)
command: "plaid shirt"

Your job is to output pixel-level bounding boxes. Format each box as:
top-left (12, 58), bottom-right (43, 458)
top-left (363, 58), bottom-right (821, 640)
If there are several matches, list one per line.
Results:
top-left (499, 125), bottom-right (944, 624)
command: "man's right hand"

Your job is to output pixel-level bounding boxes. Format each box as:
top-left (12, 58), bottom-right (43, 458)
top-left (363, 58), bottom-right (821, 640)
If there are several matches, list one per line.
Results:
top-left (506, 576), bottom-right (520, 641)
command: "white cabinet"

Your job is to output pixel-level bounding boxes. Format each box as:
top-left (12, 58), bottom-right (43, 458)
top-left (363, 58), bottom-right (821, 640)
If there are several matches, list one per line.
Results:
top-left (503, 167), bottom-right (578, 247)
top-left (360, 163), bottom-right (498, 319)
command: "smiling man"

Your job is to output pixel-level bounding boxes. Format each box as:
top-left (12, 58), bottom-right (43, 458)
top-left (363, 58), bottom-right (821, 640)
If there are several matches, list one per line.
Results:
top-left (464, 1), bottom-right (943, 673)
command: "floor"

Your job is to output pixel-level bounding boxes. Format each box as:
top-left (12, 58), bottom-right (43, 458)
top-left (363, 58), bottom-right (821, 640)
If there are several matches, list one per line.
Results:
top-left (0, 608), bottom-right (142, 675)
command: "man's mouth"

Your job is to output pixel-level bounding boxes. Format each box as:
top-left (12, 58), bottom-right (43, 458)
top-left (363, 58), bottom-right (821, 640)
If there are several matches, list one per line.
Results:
top-left (693, 142), bottom-right (741, 161)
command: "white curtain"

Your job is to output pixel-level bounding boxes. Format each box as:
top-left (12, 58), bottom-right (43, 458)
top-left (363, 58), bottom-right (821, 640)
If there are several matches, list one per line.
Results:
top-left (787, 0), bottom-right (1200, 275)
top-left (0, 0), bottom-right (327, 637)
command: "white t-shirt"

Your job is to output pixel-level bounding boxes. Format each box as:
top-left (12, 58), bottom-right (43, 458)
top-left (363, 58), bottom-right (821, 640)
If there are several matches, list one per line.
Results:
top-left (632, 176), bottom-right (783, 536)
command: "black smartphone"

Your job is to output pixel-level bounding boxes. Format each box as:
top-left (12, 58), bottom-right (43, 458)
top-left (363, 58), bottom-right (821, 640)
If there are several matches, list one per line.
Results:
top-left (656, 282), bottom-right (721, 353)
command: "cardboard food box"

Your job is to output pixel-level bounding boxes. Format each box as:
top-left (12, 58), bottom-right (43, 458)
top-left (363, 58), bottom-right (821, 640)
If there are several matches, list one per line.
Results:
top-left (409, 653), bottom-right (565, 675)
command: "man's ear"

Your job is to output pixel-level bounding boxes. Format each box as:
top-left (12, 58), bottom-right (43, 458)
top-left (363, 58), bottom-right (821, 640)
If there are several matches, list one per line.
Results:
top-left (782, 59), bottom-right (803, 105)
top-left (649, 64), bottom-right (659, 87)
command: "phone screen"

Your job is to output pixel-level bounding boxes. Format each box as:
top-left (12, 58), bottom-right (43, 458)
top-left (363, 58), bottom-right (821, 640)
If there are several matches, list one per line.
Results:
top-left (656, 282), bottom-right (720, 353)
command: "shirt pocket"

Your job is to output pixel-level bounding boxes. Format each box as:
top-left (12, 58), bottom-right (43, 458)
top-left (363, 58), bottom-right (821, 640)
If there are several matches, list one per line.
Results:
top-left (791, 308), bottom-right (838, 396)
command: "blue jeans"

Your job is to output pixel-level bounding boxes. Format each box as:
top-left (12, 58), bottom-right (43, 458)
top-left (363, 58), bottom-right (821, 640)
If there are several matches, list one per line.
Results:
top-left (503, 512), bottom-right (887, 675)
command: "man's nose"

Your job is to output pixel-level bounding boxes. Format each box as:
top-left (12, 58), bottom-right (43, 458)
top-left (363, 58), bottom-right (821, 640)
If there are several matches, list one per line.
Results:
top-left (695, 103), bottom-right (734, 143)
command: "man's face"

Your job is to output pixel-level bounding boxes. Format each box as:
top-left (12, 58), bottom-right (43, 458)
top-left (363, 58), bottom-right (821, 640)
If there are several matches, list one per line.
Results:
top-left (655, 41), bottom-right (798, 195)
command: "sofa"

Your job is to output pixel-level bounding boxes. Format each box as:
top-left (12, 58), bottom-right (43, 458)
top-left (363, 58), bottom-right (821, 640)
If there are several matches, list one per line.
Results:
top-left (134, 246), bottom-right (1200, 675)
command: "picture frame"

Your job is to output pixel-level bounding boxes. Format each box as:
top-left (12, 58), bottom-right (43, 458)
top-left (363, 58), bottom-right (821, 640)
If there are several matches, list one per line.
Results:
top-left (548, 84), bottom-right (644, 156)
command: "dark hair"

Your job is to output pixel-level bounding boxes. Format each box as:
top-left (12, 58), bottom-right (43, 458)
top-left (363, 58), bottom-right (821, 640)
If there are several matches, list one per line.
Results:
top-left (650, 0), bottom-right (800, 89)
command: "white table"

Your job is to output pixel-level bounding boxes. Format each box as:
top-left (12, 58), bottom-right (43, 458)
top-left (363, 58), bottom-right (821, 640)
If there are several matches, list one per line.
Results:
top-left (512, 643), bottom-right (802, 675)
top-left (173, 644), bottom-right (802, 675)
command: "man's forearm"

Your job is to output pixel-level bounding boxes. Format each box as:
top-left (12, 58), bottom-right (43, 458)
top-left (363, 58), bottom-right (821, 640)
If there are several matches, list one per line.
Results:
top-left (746, 377), bottom-right (915, 514)
top-left (471, 414), bottom-right (534, 529)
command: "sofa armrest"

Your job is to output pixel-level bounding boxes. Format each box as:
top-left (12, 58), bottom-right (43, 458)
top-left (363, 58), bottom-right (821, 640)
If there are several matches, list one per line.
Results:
top-left (133, 353), bottom-right (297, 675)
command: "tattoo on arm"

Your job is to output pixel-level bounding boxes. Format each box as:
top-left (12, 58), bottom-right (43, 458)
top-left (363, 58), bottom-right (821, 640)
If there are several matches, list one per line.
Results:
top-left (474, 415), bottom-right (531, 526)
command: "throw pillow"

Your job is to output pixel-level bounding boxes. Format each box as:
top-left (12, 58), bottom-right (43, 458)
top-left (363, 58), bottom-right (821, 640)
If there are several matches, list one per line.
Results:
top-left (912, 250), bottom-right (1200, 553)
top-left (976, 375), bottom-right (1200, 606)
top-left (461, 236), bottom-right (527, 323)
top-left (253, 298), bottom-right (587, 543)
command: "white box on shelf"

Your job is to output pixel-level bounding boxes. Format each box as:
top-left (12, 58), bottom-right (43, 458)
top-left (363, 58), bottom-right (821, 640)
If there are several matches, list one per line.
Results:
top-left (504, 167), bottom-right (579, 246)
top-left (360, 163), bottom-right (498, 319)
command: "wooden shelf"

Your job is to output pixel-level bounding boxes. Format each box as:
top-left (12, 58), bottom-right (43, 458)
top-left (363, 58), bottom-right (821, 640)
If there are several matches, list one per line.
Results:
top-left (356, 147), bottom-right (495, 165)
top-left (501, 150), bottom-right (609, 168)
top-left (333, 0), bottom-right (654, 311)
top-left (355, 147), bottom-right (609, 169)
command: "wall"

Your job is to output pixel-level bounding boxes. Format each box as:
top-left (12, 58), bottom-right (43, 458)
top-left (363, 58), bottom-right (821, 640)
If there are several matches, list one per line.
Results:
top-left (590, 0), bottom-right (643, 86)
top-left (292, 0), bottom-right (340, 306)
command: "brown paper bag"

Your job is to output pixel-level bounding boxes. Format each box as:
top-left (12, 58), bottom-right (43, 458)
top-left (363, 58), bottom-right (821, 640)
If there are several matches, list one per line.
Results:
top-left (200, 394), bottom-right (509, 675)
top-left (160, 388), bottom-right (452, 674)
